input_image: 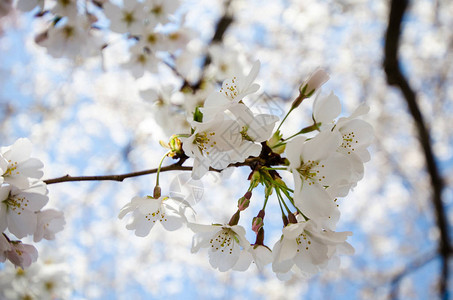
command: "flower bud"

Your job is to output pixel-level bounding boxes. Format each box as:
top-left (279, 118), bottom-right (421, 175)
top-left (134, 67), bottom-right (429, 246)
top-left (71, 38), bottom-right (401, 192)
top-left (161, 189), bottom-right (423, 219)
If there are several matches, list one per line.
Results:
top-left (252, 217), bottom-right (264, 234)
top-left (299, 68), bottom-right (329, 98)
top-left (237, 196), bottom-right (250, 211)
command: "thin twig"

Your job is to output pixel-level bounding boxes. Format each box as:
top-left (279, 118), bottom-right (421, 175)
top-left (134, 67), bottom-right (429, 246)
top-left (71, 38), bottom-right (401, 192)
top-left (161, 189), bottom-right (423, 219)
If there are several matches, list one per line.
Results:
top-left (389, 250), bottom-right (437, 300)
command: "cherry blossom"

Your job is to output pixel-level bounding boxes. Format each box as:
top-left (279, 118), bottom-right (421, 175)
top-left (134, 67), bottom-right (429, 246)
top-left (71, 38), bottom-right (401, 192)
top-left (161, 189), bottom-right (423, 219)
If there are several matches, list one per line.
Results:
top-left (201, 61), bottom-right (261, 121)
top-left (1, 138), bottom-right (44, 189)
top-left (189, 223), bottom-right (250, 272)
top-left (122, 44), bottom-right (159, 78)
top-left (181, 117), bottom-right (243, 179)
top-left (39, 16), bottom-right (102, 59)
top-left (103, 0), bottom-right (147, 35)
top-left (272, 219), bottom-right (352, 279)
top-left (145, 0), bottom-right (180, 25)
top-left (118, 195), bottom-right (188, 237)
top-left (0, 183), bottom-right (49, 239)
top-left (286, 131), bottom-right (353, 229)
top-left (33, 209), bottom-right (66, 242)
top-left (5, 242), bottom-right (38, 269)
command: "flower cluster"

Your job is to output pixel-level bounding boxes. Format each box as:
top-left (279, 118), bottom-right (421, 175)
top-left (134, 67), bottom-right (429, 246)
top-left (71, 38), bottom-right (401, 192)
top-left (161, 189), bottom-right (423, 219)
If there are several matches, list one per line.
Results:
top-left (118, 63), bottom-right (374, 279)
top-left (11, 0), bottom-right (191, 79)
top-left (0, 139), bottom-right (65, 269)
top-left (0, 257), bottom-right (71, 299)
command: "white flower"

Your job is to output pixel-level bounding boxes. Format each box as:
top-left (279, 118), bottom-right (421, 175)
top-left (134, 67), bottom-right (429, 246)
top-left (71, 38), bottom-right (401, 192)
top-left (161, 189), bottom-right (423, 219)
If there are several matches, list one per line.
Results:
top-left (5, 242), bottom-right (38, 269)
top-left (145, 0), bottom-right (180, 25)
top-left (286, 131), bottom-right (353, 229)
top-left (208, 44), bottom-right (247, 81)
top-left (33, 209), bottom-right (66, 242)
top-left (233, 244), bottom-right (273, 272)
top-left (201, 60), bottom-right (261, 121)
top-left (0, 258), bottom-right (71, 299)
top-left (272, 219), bottom-right (352, 279)
top-left (335, 104), bottom-right (374, 163)
top-left (1, 138), bottom-right (44, 189)
top-left (104, 0), bottom-right (146, 34)
top-left (0, 183), bottom-right (49, 239)
top-left (39, 16), bottom-right (102, 59)
top-left (181, 117), bottom-right (243, 179)
top-left (137, 25), bottom-right (165, 51)
top-left (189, 223), bottom-right (250, 272)
top-left (164, 28), bottom-right (196, 52)
top-left (312, 98), bottom-right (373, 194)
top-left (118, 195), bottom-right (187, 237)
top-left (122, 44), bottom-right (159, 78)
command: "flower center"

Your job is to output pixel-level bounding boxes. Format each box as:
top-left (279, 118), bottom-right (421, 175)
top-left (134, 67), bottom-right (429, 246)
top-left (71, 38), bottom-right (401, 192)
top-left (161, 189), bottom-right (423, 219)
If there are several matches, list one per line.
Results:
top-left (220, 77), bottom-right (238, 100)
top-left (295, 232), bottom-right (312, 252)
top-left (194, 131), bottom-right (216, 155)
top-left (297, 160), bottom-right (325, 185)
top-left (122, 11), bottom-right (136, 26)
top-left (209, 228), bottom-right (235, 254)
top-left (340, 131), bottom-right (357, 155)
top-left (4, 160), bottom-right (19, 177)
top-left (3, 194), bottom-right (29, 215)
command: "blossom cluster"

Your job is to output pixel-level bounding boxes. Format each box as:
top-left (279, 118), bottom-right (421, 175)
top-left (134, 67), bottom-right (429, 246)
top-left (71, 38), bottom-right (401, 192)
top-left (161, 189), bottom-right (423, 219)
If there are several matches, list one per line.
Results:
top-left (119, 63), bottom-right (374, 279)
top-left (0, 257), bottom-right (71, 299)
top-left (0, 139), bottom-right (65, 269)
top-left (7, 0), bottom-right (192, 78)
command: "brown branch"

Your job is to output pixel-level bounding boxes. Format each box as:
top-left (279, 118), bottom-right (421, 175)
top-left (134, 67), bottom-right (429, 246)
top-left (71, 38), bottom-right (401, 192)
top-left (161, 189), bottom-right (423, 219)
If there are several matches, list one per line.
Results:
top-left (383, 0), bottom-right (449, 298)
top-left (43, 157), bottom-right (263, 185)
top-left (189, 0), bottom-right (234, 91)
top-left (389, 250), bottom-right (437, 300)
top-left (44, 163), bottom-right (192, 184)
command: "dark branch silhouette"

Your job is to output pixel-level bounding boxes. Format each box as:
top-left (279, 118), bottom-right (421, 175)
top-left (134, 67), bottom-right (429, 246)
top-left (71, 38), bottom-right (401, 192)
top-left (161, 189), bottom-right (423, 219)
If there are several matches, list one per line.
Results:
top-left (383, 0), bottom-right (449, 298)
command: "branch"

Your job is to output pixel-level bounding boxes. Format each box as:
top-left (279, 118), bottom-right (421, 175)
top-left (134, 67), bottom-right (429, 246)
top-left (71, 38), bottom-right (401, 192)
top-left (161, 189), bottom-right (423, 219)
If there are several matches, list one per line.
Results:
top-left (43, 157), bottom-right (264, 185)
top-left (43, 163), bottom-right (192, 184)
top-left (383, 0), bottom-right (450, 298)
top-left (389, 250), bottom-right (437, 300)
top-left (189, 0), bottom-right (234, 90)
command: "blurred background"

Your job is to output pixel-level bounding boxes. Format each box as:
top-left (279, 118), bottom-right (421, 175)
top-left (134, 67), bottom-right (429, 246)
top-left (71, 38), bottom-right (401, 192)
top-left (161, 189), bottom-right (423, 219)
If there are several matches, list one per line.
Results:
top-left (0, 0), bottom-right (452, 299)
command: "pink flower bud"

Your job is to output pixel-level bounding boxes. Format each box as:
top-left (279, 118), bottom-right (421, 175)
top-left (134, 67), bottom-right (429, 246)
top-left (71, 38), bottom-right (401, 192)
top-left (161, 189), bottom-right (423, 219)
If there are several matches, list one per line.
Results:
top-left (252, 217), bottom-right (264, 234)
top-left (237, 196), bottom-right (250, 211)
top-left (299, 68), bottom-right (330, 98)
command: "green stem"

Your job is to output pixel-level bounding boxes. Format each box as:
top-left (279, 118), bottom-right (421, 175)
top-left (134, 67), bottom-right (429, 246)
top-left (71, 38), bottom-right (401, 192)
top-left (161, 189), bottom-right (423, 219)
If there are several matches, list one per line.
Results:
top-left (262, 193), bottom-right (270, 210)
top-left (283, 122), bottom-right (322, 142)
top-left (263, 167), bottom-right (287, 171)
top-left (276, 107), bottom-right (295, 132)
top-left (156, 151), bottom-right (171, 187)
top-left (275, 188), bottom-right (292, 215)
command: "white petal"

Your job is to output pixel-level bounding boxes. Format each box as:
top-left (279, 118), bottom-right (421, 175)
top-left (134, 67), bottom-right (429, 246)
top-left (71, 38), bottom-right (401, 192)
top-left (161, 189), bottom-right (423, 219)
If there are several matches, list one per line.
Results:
top-left (313, 92), bottom-right (341, 124)
top-left (233, 249), bottom-right (253, 271)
